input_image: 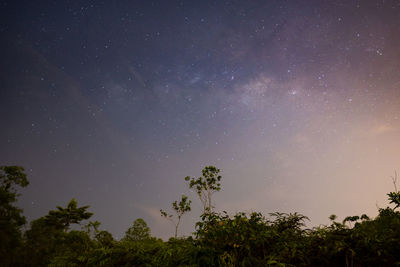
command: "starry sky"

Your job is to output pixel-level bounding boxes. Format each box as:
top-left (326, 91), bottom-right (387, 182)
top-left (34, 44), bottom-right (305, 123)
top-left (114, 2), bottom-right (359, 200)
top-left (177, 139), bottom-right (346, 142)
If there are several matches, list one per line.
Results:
top-left (1, 0), bottom-right (400, 239)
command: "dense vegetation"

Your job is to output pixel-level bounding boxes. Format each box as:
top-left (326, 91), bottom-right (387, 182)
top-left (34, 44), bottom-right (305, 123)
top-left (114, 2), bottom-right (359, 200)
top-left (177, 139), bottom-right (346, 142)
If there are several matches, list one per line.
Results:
top-left (1, 165), bottom-right (400, 266)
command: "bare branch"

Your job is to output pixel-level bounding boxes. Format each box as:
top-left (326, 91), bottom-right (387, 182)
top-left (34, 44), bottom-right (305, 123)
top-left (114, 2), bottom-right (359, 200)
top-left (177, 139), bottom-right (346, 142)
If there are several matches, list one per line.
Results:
top-left (391, 171), bottom-right (398, 193)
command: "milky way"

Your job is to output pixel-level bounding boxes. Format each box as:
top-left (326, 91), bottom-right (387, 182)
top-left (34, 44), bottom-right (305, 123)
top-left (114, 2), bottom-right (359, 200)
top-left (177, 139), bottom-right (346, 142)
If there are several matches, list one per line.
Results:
top-left (1, 0), bottom-right (400, 238)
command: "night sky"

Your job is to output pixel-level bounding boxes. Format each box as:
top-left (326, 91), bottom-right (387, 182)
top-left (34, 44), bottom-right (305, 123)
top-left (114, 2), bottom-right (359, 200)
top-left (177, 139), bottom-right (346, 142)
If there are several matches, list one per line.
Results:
top-left (1, 0), bottom-right (400, 239)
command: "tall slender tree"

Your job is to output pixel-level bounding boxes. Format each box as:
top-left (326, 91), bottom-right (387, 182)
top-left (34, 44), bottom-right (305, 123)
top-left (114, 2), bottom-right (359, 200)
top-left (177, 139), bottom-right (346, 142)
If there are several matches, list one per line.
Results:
top-left (185, 166), bottom-right (221, 214)
top-left (160, 195), bottom-right (191, 238)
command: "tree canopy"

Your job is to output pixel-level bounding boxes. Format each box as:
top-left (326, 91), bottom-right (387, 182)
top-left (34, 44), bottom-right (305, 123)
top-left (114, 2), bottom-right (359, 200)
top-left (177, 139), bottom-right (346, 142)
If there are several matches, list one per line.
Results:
top-left (0, 166), bottom-right (29, 266)
top-left (123, 218), bottom-right (151, 242)
top-left (45, 198), bottom-right (93, 231)
top-left (185, 165), bottom-right (221, 214)
top-left (161, 194), bottom-right (191, 238)
top-left (2, 164), bottom-right (400, 266)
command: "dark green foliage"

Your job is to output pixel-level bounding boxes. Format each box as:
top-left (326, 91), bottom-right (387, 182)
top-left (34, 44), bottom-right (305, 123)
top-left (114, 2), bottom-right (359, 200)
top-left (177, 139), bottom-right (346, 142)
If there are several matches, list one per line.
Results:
top-left (388, 191), bottom-right (400, 210)
top-left (84, 220), bottom-right (101, 236)
top-left (196, 211), bottom-right (271, 265)
top-left (195, 211), bottom-right (310, 266)
top-left (388, 171), bottom-right (400, 210)
top-left (95, 230), bottom-right (115, 247)
top-left (3, 164), bottom-right (400, 266)
top-left (0, 166), bottom-right (28, 266)
top-left (47, 230), bottom-right (95, 266)
top-left (185, 166), bottom-right (221, 214)
top-left (123, 218), bottom-right (151, 241)
top-left (23, 217), bottom-right (64, 266)
top-left (23, 199), bottom-right (94, 266)
top-left (172, 195), bottom-right (192, 217)
top-left (161, 194), bottom-right (192, 238)
top-left (45, 198), bottom-right (93, 231)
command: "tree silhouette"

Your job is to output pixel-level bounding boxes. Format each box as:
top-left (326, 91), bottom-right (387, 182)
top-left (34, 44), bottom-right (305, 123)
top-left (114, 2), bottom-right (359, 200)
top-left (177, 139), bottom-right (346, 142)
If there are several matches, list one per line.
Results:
top-left (388, 171), bottom-right (400, 210)
top-left (185, 166), bottom-right (221, 214)
top-left (123, 218), bottom-right (151, 241)
top-left (0, 166), bottom-right (29, 266)
top-left (45, 198), bottom-right (93, 231)
top-left (161, 194), bottom-right (191, 238)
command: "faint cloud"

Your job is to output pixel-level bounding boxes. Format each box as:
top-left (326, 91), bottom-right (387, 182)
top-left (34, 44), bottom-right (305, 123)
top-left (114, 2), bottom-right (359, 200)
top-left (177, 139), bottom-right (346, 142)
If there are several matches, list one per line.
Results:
top-left (353, 123), bottom-right (397, 139)
top-left (292, 133), bottom-right (309, 145)
top-left (134, 203), bottom-right (165, 226)
top-left (369, 124), bottom-right (396, 137)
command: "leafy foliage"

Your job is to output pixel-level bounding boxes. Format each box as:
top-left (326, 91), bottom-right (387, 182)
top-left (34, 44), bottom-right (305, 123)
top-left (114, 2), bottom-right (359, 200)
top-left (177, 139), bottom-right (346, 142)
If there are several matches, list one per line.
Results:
top-left (123, 218), bottom-right (151, 242)
top-left (3, 164), bottom-right (400, 266)
top-left (0, 166), bottom-right (28, 266)
top-left (45, 198), bottom-right (93, 231)
top-left (388, 171), bottom-right (400, 210)
top-left (161, 194), bottom-right (192, 238)
top-left (185, 166), bottom-right (221, 214)
top-left (24, 217), bottom-right (63, 266)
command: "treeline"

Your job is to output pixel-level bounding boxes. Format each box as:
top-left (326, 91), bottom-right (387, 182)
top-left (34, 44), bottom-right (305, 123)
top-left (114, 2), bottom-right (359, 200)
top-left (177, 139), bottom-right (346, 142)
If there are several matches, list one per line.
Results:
top-left (1, 165), bottom-right (400, 266)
